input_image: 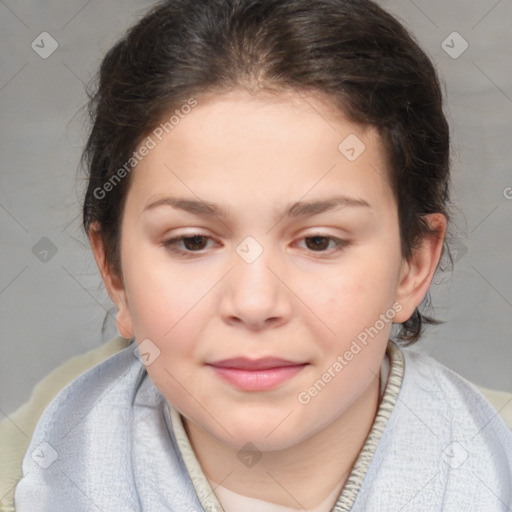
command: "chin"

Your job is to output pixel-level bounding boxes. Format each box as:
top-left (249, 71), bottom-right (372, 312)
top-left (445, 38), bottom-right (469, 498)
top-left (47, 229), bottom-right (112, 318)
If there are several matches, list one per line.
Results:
top-left (208, 412), bottom-right (315, 452)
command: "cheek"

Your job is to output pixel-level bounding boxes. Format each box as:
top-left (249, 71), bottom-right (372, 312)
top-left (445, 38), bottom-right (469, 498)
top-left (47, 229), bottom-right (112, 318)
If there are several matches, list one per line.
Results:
top-left (313, 262), bottom-right (398, 347)
top-left (130, 290), bottom-right (204, 356)
top-left (124, 266), bottom-right (215, 369)
top-left (132, 299), bottom-right (205, 410)
top-left (122, 245), bottom-right (206, 339)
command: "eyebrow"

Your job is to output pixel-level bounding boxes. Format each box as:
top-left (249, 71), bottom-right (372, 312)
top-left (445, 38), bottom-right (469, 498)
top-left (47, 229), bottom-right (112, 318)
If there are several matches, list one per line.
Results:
top-left (143, 194), bottom-right (371, 220)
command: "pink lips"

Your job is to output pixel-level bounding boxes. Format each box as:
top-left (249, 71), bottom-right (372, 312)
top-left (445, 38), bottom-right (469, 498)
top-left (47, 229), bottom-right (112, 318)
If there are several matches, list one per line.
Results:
top-left (207, 357), bottom-right (307, 391)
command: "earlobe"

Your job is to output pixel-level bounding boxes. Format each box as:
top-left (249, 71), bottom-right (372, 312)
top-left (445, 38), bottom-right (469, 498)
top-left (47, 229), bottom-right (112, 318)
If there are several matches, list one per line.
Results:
top-left (393, 213), bottom-right (447, 323)
top-left (88, 222), bottom-right (134, 339)
top-left (115, 308), bottom-right (134, 339)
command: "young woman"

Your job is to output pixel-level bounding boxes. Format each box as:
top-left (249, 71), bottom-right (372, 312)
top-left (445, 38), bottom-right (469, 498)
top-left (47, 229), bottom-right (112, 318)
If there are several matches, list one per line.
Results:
top-left (8, 0), bottom-right (512, 510)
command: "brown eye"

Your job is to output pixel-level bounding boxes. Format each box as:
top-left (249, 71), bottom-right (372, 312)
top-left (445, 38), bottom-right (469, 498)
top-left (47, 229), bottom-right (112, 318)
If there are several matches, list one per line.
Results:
top-left (295, 235), bottom-right (349, 255)
top-left (304, 236), bottom-right (331, 251)
top-left (162, 234), bottom-right (217, 256)
top-left (181, 235), bottom-right (208, 250)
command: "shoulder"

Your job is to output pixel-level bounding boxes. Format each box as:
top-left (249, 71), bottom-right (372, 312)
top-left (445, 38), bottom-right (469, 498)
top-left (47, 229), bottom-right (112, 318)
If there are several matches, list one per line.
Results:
top-left (397, 344), bottom-right (512, 477)
top-left (400, 344), bottom-right (512, 430)
top-left (17, 336), bottom-right (143, 449)
top-left (473, 384), bottom-right (512, 429)
top-left (0, 336), bottom-right (132, 511)
top-left (13, 340), bottom-right (180, 510)
top-left (352, 343), bottom-right (512, 510)
top-left (399, 344), bottom-right (512, 436)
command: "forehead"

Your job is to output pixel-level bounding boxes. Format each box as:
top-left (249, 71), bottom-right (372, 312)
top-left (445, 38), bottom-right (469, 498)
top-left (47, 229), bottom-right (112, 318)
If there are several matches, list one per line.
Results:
top-left (127, 89), bottom-right (394, 216)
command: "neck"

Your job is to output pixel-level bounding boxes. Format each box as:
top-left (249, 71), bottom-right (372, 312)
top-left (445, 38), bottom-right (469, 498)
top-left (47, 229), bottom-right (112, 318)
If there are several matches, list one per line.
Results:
top-left (183, 374), bottom-right (381, 511)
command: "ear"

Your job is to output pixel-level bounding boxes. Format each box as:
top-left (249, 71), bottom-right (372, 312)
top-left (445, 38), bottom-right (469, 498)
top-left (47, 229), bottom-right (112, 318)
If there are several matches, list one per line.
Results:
top-left (88, 222), bottom-right (134, 339)
top-left (393, 213), bottom-right (447, 323)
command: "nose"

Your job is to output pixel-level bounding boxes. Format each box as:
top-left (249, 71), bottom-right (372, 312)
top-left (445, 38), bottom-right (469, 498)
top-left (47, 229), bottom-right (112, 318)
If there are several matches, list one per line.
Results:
top-left (218, 241), bottom-right (293, 331)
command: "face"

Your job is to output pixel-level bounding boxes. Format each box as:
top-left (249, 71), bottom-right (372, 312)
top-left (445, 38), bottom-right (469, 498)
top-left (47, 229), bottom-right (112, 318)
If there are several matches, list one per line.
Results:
top-left (96, 88), bottom-right (436, 452)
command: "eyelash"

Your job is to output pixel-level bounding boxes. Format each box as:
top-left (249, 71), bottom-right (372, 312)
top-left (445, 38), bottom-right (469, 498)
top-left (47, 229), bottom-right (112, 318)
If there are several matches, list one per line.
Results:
top-left (161, 233), bottom-right (350, 257)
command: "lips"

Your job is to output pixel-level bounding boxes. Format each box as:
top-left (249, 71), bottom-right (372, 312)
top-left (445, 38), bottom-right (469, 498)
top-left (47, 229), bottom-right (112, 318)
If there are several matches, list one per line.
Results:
top-left (208, 357), bottom-right (304, 371)
top-left (206, 357), bottom-right (308, 391)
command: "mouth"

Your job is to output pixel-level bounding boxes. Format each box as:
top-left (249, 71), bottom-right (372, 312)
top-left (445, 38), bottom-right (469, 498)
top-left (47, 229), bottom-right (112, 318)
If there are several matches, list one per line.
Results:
top-left (206, 357), bottom-right (309, 391)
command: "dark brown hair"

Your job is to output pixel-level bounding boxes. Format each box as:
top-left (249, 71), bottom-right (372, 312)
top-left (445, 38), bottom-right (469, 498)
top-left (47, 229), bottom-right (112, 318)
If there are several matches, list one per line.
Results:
top-left (82, 0), bottom-right (453, 345)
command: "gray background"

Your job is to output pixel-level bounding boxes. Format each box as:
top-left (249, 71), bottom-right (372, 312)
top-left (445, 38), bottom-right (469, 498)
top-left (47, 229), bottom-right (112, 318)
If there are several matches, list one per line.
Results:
top-left (1, 0), bottom-right (511, 417)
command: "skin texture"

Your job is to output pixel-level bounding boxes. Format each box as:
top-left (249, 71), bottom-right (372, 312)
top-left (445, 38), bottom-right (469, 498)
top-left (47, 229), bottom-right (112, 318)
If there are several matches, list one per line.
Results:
top-left (89, 88), bottom-right (446, 510)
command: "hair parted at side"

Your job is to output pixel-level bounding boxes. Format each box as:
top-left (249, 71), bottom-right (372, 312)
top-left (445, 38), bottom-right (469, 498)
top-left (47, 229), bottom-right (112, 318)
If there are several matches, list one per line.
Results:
top-left (81, 0), bottom-right (453, 346)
